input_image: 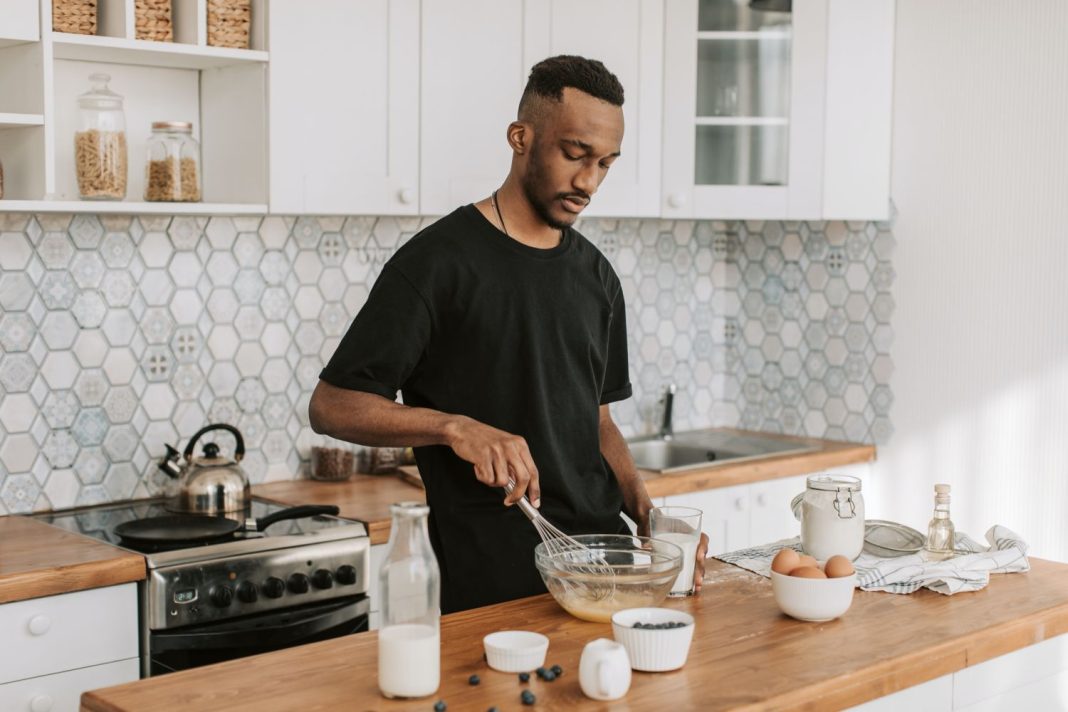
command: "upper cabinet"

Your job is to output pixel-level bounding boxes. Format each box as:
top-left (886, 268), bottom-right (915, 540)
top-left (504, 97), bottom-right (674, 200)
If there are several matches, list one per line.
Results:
top-left (662, 0), bottom-right (894, 220)
top-left (419, 0), bottom-right (525, 217)
top-left (268, 0), bottom-right (419, 215)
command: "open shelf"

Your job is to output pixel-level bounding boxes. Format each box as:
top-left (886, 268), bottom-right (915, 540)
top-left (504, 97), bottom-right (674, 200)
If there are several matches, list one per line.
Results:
top-left (0, 113), bottom-right (45, 128)
top-left (52, 32), bottom-right (267, 70)
top-left (696, 117), bottom-right (789, 126)
top-left (0, 199), bottom-right (268, 214)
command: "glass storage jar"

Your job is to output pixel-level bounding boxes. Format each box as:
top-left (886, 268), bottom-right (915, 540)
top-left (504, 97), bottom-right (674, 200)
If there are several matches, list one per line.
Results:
top-left (75, 73), bottom-right (127, 200)
top-left (793, 474), bottom-right (865, 561)
top-left (144, 121), bottom-right (202, 202)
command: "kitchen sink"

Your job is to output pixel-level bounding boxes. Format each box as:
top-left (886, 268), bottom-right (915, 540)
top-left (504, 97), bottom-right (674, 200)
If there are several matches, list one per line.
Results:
top-left (627, 430), bottom-right (818, 474)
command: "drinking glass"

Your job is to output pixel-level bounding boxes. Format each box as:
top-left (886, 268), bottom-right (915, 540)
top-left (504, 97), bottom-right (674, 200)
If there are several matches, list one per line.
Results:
top-left (650, 506), bottom-right (703, 597)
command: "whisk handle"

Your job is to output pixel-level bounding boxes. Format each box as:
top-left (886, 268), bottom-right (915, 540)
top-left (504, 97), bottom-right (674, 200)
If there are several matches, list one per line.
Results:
top-left (503, 480), bottom-right (540, 522)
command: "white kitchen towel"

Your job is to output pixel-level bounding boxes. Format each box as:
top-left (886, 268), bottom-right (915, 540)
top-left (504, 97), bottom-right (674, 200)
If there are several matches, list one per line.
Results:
top-left (714, 525), bottom-right (1030, 595)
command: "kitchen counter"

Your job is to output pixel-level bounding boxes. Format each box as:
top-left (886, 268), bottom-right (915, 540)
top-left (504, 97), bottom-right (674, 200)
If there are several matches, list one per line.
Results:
top-left (0, 515), bottom-right (145, 604)
top-left (253, 429), bottom-right (874, 545)
top-left (80, 558), bottom-right (1068, 711)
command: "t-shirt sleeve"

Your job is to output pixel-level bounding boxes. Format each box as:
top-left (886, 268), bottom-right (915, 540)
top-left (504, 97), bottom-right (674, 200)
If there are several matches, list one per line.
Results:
top-left (600, 284), bottom-right (633, 404)
top-left (319, 265), bottom-right (431, 399)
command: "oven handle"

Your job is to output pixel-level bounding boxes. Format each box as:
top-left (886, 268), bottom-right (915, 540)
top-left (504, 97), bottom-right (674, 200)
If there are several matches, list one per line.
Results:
top-left (151, 596), bottom-right (369, 653)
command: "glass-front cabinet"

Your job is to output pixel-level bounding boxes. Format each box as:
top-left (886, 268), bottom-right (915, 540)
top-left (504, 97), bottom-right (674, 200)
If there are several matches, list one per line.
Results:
top-left (663, 0), bottom-right (893, 220)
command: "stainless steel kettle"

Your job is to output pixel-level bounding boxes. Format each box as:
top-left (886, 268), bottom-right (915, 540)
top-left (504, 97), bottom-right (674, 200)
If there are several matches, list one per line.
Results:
top-left (158, 423), bottom-right (249, 515)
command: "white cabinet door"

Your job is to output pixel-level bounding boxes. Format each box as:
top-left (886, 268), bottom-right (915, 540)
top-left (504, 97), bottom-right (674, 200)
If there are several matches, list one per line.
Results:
top-left (0, 658), bottom-right (138, 712)
top-left (420, 0), bottom-right (526, 216)
top-left (0, 0), bottom-right (38, 42)
top-left (749, 474), bottom-right (806, 547)
top-left (523, 0), bottom-right (663, 218)
top-left (268, 0), bottom-right (419, 215)
top-left (664, 485), bottom-right (748, 556)
top-left (0, 584), bottom-right (138, 685)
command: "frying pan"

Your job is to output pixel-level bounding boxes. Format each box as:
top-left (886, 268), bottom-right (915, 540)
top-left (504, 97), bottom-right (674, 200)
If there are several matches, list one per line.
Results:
top-left (113, 504), bottom-right (341, 548)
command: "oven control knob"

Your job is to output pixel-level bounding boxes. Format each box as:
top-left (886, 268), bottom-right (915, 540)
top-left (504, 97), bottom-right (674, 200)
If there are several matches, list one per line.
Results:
top-left (311, 569), bottom-right (334, 589)
top-left (210, 585), bottom-right (233, 608)
top-left (288, 573), bottom-right (310, 594)
top-left (336, 565), bottom-right (358, 585)
top-left (236, 581), bottom-right (258, 603)
top-left (263, 577), bottom-right (286, 598)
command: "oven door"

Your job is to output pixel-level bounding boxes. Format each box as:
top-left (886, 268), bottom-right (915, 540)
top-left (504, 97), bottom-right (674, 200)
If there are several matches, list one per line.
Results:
top-left (148, 594), bottom-right (369, 675)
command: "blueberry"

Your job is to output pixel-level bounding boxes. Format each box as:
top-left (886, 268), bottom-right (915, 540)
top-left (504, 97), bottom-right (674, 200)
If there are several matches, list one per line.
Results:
top-left (521, 689), bottom-right (536, 705)
top-left (469, 674), bottom-right (480, 685)
top-left (518, 671), bottom-right (530, 683)
top-left (535, 666), bottom-right (547, 679)
top-left (550, 664), bottom-right (562, 676)
top-left (542, 670), bottom-right (556, 681)
top-left (488, 708), bottom-right (500, 712)
top-left (632, 622), bottom-right (643, 629)
top-left (434, 701), bottom-right (446, 712)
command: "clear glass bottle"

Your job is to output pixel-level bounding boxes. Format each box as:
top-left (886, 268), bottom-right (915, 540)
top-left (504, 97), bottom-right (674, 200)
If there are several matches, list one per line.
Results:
top-left (144, 121), bottom-right (202, 202)
top-left (924, 484), bottom-right (956, 561)
top-left (378, 502), bottom-right (440, 699)
top-left (75, 73), bottom-right (127, 200)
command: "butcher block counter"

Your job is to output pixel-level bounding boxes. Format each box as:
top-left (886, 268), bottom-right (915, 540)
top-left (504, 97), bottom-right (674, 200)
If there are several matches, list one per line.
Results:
top-left (80, 558), bottom-right (1068, 711)
top-left (254, 430), bottom-right (874, 544)
top-left (0, 516), bottom-right (145, 604)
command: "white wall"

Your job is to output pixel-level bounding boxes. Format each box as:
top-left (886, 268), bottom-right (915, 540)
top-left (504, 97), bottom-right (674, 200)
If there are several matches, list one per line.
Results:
top-left (870, 1), bottom-right (1068, 561)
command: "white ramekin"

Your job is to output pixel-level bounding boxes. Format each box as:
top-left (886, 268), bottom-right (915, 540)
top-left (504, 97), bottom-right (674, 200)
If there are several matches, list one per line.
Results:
top-left (482, 630), bottom-right (549, 673)
top-left (610, 607), bottom-right (695, 672)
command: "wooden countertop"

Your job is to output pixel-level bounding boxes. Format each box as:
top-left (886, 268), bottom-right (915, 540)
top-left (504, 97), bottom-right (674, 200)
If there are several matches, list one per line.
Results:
top-left (254, 430), bottom-right (874, 545)
top-left (0, 516), bottom-right (145, 604)
top-left (81, 558), bottom-right (1068, 711)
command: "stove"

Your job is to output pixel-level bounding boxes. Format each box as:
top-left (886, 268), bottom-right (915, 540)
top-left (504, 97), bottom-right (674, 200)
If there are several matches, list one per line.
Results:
top-left (38, 497), bottom-right (370, 676)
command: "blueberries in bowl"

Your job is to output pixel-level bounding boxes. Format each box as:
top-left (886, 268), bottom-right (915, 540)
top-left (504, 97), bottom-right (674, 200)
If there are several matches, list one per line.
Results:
top-left (632, 620), bottom-right (689, 629)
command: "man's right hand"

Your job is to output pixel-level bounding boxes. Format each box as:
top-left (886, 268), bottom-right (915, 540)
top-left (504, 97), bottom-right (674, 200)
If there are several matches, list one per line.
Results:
top-left (445, 416), bottom-right (540, 508)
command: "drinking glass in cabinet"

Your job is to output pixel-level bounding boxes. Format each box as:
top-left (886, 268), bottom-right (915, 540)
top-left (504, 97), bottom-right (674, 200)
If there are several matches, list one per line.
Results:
top-left (75, 73), bottom-right (127, 200)
top-left (145, 121), bottom-right (202, 202)
top-left (694, 0), bottom-right (791, 186)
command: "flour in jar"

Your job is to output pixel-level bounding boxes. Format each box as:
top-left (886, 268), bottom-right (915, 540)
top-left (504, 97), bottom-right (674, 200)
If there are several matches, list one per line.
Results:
top-left (800, 488), bottom-right (865, 561)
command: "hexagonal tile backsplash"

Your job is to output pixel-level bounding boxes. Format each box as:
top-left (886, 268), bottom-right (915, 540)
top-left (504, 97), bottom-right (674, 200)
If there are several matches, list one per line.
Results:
top-left (0, 212), bottom-right (894, 513)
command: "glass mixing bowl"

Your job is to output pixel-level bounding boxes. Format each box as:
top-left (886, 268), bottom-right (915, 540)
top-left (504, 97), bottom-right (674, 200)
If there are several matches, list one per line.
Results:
top-left (534, 534), bottom-right (683, 623)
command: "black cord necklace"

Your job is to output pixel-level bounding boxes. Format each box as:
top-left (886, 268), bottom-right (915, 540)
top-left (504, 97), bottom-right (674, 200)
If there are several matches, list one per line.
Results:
top-left (491, 190), bottom-right (509, 236)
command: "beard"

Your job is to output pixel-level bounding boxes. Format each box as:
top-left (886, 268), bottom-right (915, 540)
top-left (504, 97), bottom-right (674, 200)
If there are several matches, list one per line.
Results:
top-left (520, 143), bottom-right (586, 231)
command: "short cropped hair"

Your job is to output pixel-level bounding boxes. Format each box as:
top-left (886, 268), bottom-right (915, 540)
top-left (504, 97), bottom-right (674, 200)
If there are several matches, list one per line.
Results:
top-left (518, 55), bottom-right (624, 121)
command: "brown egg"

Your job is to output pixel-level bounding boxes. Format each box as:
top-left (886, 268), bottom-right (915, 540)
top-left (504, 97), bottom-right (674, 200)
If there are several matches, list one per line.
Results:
top-left (824, 555), bottom-right (855, 578)
top-left (771, 548), bottom-right (802, 575)
top-left (797, 555), bottom-right (819, 569)
top-left (790, 566), bottom-right (827, 579)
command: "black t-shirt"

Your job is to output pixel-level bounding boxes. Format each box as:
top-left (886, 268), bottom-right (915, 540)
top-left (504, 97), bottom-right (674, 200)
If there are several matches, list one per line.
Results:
top-left (320, 204), bottom-right (633, 612)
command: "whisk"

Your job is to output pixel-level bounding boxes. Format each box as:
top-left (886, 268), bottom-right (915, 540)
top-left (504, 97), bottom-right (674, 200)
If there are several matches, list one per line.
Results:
top-left (503, 480), bottom-right (615, 590)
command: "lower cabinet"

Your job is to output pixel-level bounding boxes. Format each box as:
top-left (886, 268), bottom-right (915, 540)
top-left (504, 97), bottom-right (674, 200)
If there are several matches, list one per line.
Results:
top-left (0, 583), bottom-right (139, 712)
top-left (0, 659), bottom-right (138, 712)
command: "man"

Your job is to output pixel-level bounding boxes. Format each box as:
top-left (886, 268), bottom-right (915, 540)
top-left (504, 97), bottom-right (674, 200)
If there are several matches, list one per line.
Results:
top-left (309, 55), bottom-right (707, 613)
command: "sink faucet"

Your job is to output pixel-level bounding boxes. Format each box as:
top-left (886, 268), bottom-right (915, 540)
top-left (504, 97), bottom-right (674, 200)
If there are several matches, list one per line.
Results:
top-left (659, 383), bottom-right (676, 440)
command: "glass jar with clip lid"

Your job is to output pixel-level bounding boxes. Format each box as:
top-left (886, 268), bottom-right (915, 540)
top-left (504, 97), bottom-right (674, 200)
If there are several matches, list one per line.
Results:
top-left (791, 474), bottom-right (865, 561)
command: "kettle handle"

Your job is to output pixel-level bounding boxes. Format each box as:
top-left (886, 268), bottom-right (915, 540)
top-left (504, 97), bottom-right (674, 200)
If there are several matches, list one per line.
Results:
top-left (183, 423), bottom-right (245, 462)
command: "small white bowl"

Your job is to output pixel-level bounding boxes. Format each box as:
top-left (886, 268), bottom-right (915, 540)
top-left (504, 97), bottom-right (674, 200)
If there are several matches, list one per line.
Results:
top-left (610, 607), bottom-right (695, 672)
top-left (770, 570), bottom-right (857, 622)
top-left (482, 631), bottom-right (549, 672)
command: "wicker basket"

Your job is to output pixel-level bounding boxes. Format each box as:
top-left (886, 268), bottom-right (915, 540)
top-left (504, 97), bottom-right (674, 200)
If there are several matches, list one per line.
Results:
top-left (135, 0), bottom-right (173, 42)
top-left (53, 0), bottom-right (97, 35)
top-left (207, 0), bottom-right (250, 49)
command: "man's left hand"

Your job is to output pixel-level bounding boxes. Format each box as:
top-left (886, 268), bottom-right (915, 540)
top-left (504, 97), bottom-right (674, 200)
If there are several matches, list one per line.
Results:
top-left (693, 532), bottom-right (709, 594)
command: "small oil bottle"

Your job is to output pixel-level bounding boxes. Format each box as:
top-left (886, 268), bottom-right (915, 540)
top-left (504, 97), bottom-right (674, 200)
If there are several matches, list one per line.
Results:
top-left (924, 484), bottom-right (956, 561)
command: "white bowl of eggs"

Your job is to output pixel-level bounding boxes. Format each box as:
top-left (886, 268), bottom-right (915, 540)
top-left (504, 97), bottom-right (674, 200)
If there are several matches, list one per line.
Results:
top-left (769, 548), bottom-right (857, 622)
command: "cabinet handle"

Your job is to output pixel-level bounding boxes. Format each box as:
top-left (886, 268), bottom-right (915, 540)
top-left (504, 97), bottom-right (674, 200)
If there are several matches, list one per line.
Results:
top-left (733, 497), bottom-right (745, 512)
top-left (30, 695), bottom-right (54, 712)
top-left (27, 615), bottom-right (51, 636)
top-left (668, 192), bottom-right (687, 209)
top-left (397, 188), bottom-right (414, 205)
top-left (756, 493), bottom-right (767, 507)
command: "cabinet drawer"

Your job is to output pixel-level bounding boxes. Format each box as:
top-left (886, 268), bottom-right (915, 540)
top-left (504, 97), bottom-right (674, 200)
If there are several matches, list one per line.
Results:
top-left (0, 658), bottom-right (138, 712)
top-left (0, 584), bottom-right (138, 684)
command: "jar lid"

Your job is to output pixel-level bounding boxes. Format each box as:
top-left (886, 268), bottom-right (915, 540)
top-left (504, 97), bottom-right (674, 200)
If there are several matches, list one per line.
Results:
top-left (77, 73), bottom-right (124, 110)
top-left (152, 121), bottom-right (193, 132)
top-left (806, 474), bottom-right (862, 492)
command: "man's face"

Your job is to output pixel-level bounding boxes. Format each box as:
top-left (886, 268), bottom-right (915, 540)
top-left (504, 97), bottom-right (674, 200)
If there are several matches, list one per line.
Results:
top-left (520, 87), bottom-right (624, 230)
